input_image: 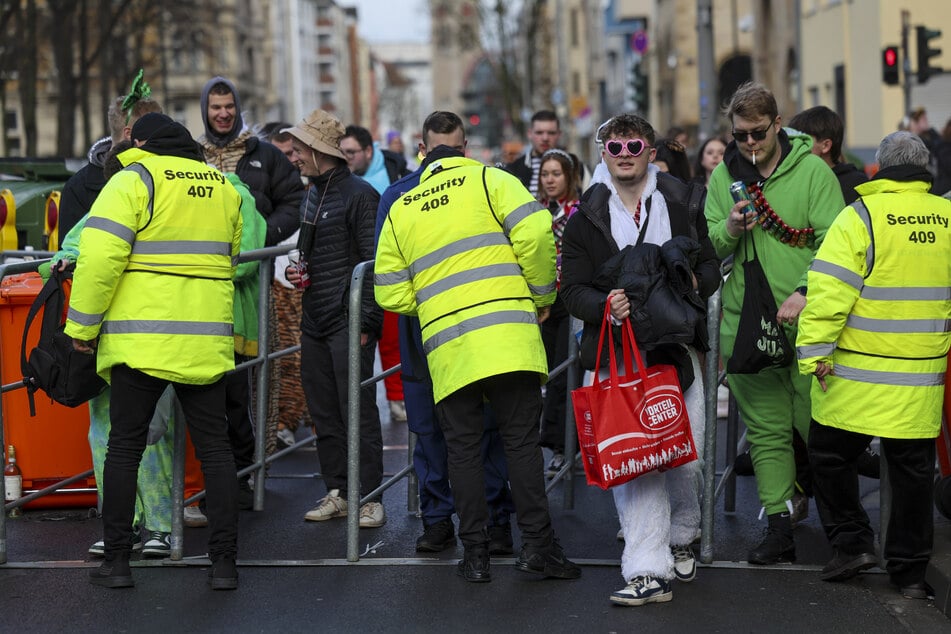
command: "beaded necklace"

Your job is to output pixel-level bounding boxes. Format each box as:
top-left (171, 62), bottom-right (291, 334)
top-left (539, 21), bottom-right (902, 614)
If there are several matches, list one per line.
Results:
top-left (747, 182), bottom-right (816, 248)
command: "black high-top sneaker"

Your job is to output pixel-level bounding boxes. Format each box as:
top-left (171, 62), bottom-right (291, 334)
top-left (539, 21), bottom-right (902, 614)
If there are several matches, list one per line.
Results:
top-left (748, 512), bottom-right (796, 565)
top-left (89, 553), bottom-right (134, 588)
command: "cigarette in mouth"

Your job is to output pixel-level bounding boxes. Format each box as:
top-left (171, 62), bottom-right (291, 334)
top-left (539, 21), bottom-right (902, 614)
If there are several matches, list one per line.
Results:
top-left (752, 150), bottom-right (757, 166)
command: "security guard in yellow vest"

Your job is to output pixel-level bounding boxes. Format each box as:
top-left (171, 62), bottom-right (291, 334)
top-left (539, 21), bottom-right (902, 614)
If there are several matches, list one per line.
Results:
top-left (797, 131), bottom-right (951, 599)
top-left (375, 145), bottom-right (581, 583)
top-left (65, 113), bottom-right (243, 591)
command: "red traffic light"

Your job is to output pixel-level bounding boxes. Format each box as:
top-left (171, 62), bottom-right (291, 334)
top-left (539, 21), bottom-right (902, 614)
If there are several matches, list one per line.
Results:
top-left (884, 47), bottom-right (897, 67)
top-left (468, 114), bottom-right (480, 126)
top-left (882, 45), bottom-right (900, 85)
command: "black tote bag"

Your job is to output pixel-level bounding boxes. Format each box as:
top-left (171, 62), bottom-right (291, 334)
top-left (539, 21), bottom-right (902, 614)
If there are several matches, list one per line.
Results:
top-left (726, 234), bottom-right (793, 374)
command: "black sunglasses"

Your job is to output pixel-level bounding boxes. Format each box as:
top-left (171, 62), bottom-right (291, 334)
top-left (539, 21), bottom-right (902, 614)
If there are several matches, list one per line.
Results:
top-left (732, 126), bottom-right (772, 143)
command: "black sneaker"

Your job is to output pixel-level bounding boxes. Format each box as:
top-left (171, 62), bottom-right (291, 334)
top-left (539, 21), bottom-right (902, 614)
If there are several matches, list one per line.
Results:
top-left (487, 523), bottom-right (514, 556)
top-left (820, 550), bottom-right (877, 582)
top-left (748, 513), bottom-right (796, 565)
top-left (456, 545), bottom-right (491, 583)
top-left (89, 555), bottom-right (134, 588)
top-left (416, 519), bottom-right (456, 553)
top-left (208, 556), bottom-right (239, 590)
top-left (897, 581), bottom-right (934, 600)
top-left (514, 539), bottom-right (581, 579)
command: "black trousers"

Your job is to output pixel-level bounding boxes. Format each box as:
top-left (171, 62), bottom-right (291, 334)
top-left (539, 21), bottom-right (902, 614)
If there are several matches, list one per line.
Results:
top-left (225, 355), bottom-right (256, 474)
top-left (105, 364), bottom-right (238, 561)
top-left (300, 328), bottom-right (383, 497)
top-left (435, 371), bottom-right (553, 548)
top-left (808, 419), bottom-right (935, 586)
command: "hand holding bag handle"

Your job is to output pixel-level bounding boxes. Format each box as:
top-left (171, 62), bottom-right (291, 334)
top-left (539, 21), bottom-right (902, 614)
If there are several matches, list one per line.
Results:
top-left (592, 301), bottom-right (643, 390)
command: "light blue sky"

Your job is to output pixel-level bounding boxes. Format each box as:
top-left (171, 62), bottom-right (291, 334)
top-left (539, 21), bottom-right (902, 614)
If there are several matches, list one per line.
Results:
top-left (347, 0), bottom-right (431, 43)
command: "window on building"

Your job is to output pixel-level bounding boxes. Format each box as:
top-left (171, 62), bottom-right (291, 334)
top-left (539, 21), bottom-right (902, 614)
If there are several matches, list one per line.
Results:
top-left (570, 9), bottom-right (579, 47)
top-left (4, 110), bottom-right (17, 132)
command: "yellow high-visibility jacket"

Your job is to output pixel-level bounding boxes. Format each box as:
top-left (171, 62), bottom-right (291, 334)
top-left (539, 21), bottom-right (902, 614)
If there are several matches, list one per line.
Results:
top-left (375, 156), bottom-right (556, 403)
top-left (64, 148), bottom-right (243, 385)
top-left (796, 177), bottom-right (951, 438)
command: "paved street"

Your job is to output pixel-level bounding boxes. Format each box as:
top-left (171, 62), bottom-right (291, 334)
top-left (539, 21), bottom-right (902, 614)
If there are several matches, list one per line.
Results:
top-left (3, 403), bottom-right (951, 633)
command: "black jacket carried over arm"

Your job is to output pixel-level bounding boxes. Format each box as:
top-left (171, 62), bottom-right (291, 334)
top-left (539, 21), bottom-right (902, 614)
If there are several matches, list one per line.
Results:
top-left (236, 137), bottom-right (304, 246)
top-left (299, 167), bottom-right (383, 339)
top-left (560, 174), bottom-right (720, 387)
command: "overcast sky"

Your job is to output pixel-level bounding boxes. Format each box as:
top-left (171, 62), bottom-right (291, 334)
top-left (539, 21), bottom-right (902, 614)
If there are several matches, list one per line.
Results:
top-left (346, 0), bottom-right (432, 43)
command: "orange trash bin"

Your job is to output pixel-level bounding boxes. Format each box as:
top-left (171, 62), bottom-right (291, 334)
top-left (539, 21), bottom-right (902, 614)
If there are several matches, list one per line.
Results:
top-left (0, 272), bottom-right (97, 509)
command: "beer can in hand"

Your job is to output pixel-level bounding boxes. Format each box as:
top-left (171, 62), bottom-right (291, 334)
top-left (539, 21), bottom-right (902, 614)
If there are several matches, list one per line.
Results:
top-left (287, 249), bottom-right (311, 289)
top-left (729, 181), bottom-right (758, 221)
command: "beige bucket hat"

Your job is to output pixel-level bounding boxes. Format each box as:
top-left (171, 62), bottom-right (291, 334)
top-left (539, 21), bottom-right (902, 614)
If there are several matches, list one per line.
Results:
top-left (283, 109), bottom-right (346, 160)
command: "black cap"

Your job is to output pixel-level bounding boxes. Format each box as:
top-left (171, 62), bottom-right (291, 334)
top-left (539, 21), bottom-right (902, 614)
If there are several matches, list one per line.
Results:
top-left (131, 112), bottom-right (174, 143)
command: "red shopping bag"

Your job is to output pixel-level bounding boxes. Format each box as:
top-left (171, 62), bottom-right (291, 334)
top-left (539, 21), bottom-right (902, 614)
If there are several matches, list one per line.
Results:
top-left (571, 304), bottom-right (698, 490)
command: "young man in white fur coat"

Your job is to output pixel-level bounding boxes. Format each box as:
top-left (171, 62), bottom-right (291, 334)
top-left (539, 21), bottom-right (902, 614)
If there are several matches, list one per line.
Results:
top-left (560, 113), bottom-right (720, 605)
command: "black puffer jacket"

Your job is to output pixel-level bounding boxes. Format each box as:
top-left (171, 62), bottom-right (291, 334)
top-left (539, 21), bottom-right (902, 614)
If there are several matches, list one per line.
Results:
top-left (560, 174), bottom-right (720, 383)
top-left (299, 166), bottom-right (383, 339)
top-left (59, 137), bottom-right (111, 237)
top-left (236, 137), bottom-right (304, 246)
top-left (593, 235), bottom-right (708, 351)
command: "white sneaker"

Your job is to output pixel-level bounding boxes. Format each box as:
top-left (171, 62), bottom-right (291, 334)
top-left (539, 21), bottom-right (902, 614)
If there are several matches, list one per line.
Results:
top-left (610, 575), bottom-right (673, 606)
top-left (184, 505), bottom-right (208, 528)
top-left (359, 501), bottom-right (386, 528)
top-left (275, 427), bottom-right (296, 448)
top-left (304, 489), bottom-right (348, 522)
top-left (388, 400), bottom-right (407, 423)
top-left (545, 453), bottom-right (566, 479)
top-left (671, 545), bottom-right (696, 582)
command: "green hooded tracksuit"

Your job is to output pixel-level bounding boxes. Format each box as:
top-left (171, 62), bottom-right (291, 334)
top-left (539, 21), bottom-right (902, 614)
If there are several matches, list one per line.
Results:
top-left (705, 129), bottom-right (845, 514)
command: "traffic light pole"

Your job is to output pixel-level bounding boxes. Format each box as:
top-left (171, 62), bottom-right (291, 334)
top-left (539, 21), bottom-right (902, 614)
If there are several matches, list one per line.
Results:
top-left (901, 10), bottom-right (912, 117)
top-left (696, 0), bottom-right (716, 139)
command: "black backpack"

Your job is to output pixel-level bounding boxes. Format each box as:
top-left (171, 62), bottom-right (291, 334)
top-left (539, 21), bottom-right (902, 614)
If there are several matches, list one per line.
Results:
top-left (20, 268), bottom-right (107, 415)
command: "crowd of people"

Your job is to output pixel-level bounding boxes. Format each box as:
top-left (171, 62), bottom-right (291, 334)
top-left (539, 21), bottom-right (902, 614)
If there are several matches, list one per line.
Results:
top-left (58, 75), bottom-right (950, 604)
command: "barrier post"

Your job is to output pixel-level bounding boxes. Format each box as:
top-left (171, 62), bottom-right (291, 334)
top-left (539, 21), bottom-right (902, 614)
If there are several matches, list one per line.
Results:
top-left (700, 287), bottom-right (722, 564)
top-left (170, 397), bottom-right (186, 561)
top-left (561, 329), bottom-right (580, 509)
top-left (346, 261), bottom-right (373, 562)
top-left (252, 257), bottom-right (274, 511)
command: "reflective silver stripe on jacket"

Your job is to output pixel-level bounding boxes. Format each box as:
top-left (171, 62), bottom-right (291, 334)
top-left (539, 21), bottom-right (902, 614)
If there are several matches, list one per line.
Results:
top-left (127, 163), bottom-right (155, 223)
top-left (423, 309), bottom-right (538, 355)
top-left (845, 314), bottom-right (951, 334)
top-left (851, 199), bottom-right (874, 275)
top-left (834, 364), bottom-right (946, 387)
top-left (811, 259), bottom-right (864, 291)
top-left (100, 320), bottom-right (233, 336)
top-left (375, 268), bottom-right (411, 287)
top-left (416, 263), bottom-right (523, 305)
top-left (860, 286), bottom-right (951, 301)
top-left (409, 233), bottom-right (512, 279)
top-left (85, 216), bottom-right (136, 246)
top-left (528, 281), bottom-right (556, 296)
top-left (797, 343), bottom-right (835, 359)
top-left (67, 306), bottom-right (104, 327)
top-left (131, 240), bottom-right (232, 257)
top-left (502, 201), bottom-right (544, 237)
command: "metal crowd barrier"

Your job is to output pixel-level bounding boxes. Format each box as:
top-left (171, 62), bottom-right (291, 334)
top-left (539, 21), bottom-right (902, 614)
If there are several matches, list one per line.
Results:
top-left (1, 248), bottom-right (731, 568)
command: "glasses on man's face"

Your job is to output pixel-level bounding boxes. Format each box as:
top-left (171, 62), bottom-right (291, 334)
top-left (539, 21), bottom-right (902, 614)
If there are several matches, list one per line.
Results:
top-left (604, 138), bottom-right (650, 158)
top-left (731, 125), bottom-right (772, 143)
top-left (341, 148), bottom-right (363, 157)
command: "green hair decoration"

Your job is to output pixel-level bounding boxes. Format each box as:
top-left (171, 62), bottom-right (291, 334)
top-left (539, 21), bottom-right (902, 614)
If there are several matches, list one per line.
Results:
top-left (120, 69), bottom-right (152, 124)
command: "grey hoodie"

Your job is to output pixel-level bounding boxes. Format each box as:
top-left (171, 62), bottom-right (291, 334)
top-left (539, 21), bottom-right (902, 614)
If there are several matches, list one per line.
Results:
top-left (200, 75), bottom-right (244, 148)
